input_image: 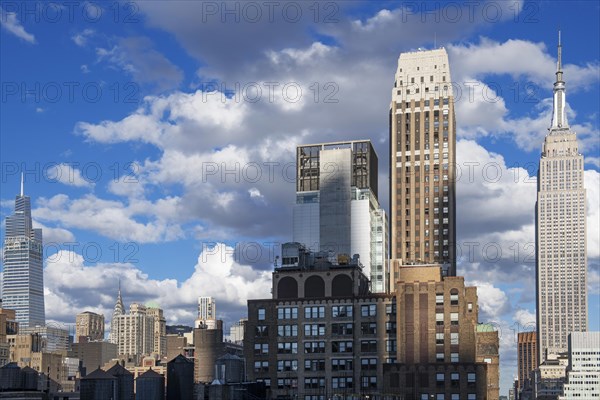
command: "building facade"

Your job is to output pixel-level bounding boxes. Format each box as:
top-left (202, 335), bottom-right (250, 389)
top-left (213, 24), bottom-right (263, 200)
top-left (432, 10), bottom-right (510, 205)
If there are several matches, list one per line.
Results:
top-left (293, 140), bottom-right (389, 292)
top-left (147, 307), bottom-right (167, 358)
top-left (389, 48), bottom-right (457, 276)
top-left (536, 34), bottom-right (588, 364)
top-left (559, 332), bottom-right (600, 399)
top-left (110, 289), bottom-right (156, 365)
top-left (1, 177), bottom-right (46, 328)
top-left (245, 244), bottom-right (497, 400)
top-left (76, 311), bottom-right (105, 343)
top-left (517, 331), bottom-right (537, 396)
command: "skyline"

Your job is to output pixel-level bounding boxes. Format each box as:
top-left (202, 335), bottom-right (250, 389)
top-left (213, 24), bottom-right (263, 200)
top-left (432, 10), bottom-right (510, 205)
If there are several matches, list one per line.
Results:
top-left (1, 0), bottom-right (599, 396)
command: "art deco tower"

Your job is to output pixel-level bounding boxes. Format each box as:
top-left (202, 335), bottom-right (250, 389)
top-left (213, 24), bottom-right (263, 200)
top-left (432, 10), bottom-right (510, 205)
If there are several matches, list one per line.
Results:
top-left (1, 175), bottom-right (45, 327)
top-left (389, 48), bottom-right (457, 277)
top-left (536, 33), bottom-right (587, 364)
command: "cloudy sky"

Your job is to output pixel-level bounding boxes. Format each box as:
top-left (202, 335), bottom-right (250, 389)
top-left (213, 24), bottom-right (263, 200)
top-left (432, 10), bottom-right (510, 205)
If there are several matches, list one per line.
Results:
top-left (1, 0), bottom-right (599, 394)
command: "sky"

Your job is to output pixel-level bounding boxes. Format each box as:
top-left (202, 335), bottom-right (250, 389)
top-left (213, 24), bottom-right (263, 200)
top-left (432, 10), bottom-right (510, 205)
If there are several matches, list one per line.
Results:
top-left (1, 0), bottom-right (599, 395)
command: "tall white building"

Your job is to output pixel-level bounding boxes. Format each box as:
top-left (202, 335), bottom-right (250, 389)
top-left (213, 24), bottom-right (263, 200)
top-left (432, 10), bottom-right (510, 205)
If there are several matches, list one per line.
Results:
top-left (293, 140), bottom-right (389, 292)
top-left (109, 287), bottom-right (157, 365)
top-left (536, 33), bottom-right (588, 364)
top-left (1, 175), bottom-right (45, 328)
top-left (559, 332), bottom-right (600, 399)
top-left (147, 306), bottom-right (166, 358)
top-left (197, 296), bottom-right (216, 320)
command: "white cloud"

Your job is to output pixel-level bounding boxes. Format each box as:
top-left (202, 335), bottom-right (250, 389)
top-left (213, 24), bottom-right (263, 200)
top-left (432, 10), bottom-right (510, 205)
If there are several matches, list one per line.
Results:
top-left (44, 244), bottom-right (272, 324)
top-left (71, 29), bottom-right (94, 47)
top-left (0, 8), bottom-right (35, 44)
top-left (45, 163), bottom-right (95, 188)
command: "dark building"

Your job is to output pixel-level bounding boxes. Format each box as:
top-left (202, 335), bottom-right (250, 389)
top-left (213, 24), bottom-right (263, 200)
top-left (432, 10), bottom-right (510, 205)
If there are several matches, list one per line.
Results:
top-left (106, 362), bottom-right (134, 400)
top-left (79, 368), bottom-right (117, 400)
top-left (194, 322), bottom-right (224, 383)
top-left (135, 368), bottom-right (165, 400)
top-left (166, 354), bottom-right (194, 400)
top-left (244, 244), bottom-right (499, 399)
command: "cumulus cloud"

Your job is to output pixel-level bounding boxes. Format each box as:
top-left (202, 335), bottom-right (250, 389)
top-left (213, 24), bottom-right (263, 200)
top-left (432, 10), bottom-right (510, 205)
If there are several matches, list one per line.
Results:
top-left (44, 244), bottom-right (272, 325)
top-left (45, 163), bottom-right (95, 188)
top-left (71, 29), bottom-right (94, 47)
top-left (0, 8), bottom-right (35, 43)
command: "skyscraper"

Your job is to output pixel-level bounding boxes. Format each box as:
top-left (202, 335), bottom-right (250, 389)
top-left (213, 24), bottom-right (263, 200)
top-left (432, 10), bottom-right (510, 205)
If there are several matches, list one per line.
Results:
top-left (293, 140), bottom-right (389, 292)
top-left (1, 175), bottom-right (45, 328)
top-left (76, 311), bottom-right (105, 343)
top-left (536, 33), bottom-right (588, 364)
top-left (389, 48), bottom-right (457, 276)
top-left (197, 296), bottom-right (216, 322)
top-left (517, 331), bottom-right (537, 395)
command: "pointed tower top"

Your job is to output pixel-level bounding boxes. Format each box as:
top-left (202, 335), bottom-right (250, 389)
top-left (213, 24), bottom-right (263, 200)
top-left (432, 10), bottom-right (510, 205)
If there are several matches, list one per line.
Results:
top-left (20, 173), bottom-right (24, 196)
top-left (113, 279), bottom-right (125, 317)
top-left (550, 30), bottom-right (569, 131)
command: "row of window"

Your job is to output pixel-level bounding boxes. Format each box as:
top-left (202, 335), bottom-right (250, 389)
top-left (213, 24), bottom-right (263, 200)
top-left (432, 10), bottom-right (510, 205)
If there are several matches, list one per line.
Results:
top-left (260, 304), bottom-right (396, 321)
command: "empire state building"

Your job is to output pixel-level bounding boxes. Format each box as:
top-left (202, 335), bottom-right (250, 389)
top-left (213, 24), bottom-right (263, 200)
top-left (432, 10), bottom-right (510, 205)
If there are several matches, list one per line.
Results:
top-left (536, 33), bottom-right (588, 363)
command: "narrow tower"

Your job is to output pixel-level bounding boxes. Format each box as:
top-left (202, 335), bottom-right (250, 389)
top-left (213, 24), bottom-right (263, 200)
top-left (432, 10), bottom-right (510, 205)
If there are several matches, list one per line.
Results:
top-left (1, 177), bottom-right (45, 327)
top-left (389, 48), bottom-right (457, 278)
top-left (536, 32), bottom-right (588, 364)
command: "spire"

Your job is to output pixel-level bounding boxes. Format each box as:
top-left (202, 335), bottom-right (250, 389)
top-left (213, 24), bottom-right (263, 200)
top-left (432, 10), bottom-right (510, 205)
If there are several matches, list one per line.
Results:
top-left (20, 173), bottom-right (24, 196)
top-left (113, 280), bottom-right (124, 317)
top-left (550, 30), bottom-right (569, 131)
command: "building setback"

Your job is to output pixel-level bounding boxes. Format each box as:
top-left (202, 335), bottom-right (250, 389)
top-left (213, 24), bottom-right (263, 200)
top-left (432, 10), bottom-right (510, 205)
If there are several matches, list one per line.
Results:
top-left (76, 311), bottom-right (105, 343)
top-left (536, 33), bottom-right (588, 364)
top-left (389, 48), bottom-right (457, 277)
top-left (293, 140), bottom-right (389, 292)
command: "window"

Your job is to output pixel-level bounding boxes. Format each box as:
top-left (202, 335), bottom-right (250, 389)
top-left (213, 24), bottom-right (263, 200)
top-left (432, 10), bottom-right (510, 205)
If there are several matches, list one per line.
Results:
top-left (277, 360), bottom-right (298, 372)
top-left (278, 342), bottom-right (297, 354)
top-left (386, 303), bottom-right (396, 314)
top-left (361, 304), bottom-right (377, 317)
top-left (254, 343), bottom-right (268, 355)
top-left (305, 306), bottom-right (325, 319)
top-left (361, 376), bottom-right (377, 388)
top-left (278, 325), bottom-right (298, 337)
top-left (304, 324), bottom-right (326, 336)
top-left (332, 305), bottom-right (353, 318)
top-left (254, 361), bottom-right (268, 372)
top-left (258, 308), bottom-right (265, 320)
top-left (332, 377), bottom-right (353, 389)
top-left (450, 289), bottom-right (459, 305)
top-left (304, 341), bottom-right (326, 353)
top-left (331, 323), bottom-right (353, 335)
top-left (277, 378), bottom-right (297, 389)
top-left (436, 294), bottom-right (444, 305)
top-left (386, 339), bottom-right (397, 352)
top-left (436, 333), bottom-right (444, 345)
top-left (468, 373), bottom-right (476, 383)
top-left (304, 377), bottom-right (325, 389)
top-left (451, 353), bottom-right (459, 363)
top-left (361, 322), bottom-right (377, 335)
top-left (437, 395), bottom-right (445, 400)
top-left (361, 358), bottom-right (377, 371)
top-left (451, 333), bottom-right (459, 345)
top-left (436, 352), bottom-right (444, 362)
top-left (277, 307), bottom-right (298, 320)
top-left (450, 313), bottom-right (459, 325)
top-left (305, 359), bottom-right (325, 372)
top-left (436, 373), bottom-right (444, 384)
top-left (436, 313), bottom-right (444, 325)
top-left (360, 340), bottom-right (377, 353)
top-left (331, 359), bottom-right (353, 371)
top-left (255, 325), bottom-right (268, 337)
top-left (468, 395), bottom-right (476, 400)
top-left (332, 341), bottom-right (353, 353)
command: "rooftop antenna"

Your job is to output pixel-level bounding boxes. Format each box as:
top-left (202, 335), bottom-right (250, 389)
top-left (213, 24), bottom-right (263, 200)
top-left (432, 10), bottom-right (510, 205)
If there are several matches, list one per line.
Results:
top-left (20, 172), bottom-right (24, 196)
top-left (434, 32), bottom-right (437, 49)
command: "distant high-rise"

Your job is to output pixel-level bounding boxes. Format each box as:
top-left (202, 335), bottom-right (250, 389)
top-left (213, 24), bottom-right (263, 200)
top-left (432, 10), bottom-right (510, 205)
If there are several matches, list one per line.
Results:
top-left (1, 175), bottom-right (45, 328)
top-left (536, 33), bottom-right (588, 364)
top-left (76, 311), bottom-right (105, 343)
top-left (560, 332), bottom-right (600, 399)
top-left (517, 331), bottom-right (537, 394)
top-left (197, 296), bottom-right (216, 321)
top-left (389, 48), bottom-right (457, 276)
top-left (293, 140), bottom-right (389, 292)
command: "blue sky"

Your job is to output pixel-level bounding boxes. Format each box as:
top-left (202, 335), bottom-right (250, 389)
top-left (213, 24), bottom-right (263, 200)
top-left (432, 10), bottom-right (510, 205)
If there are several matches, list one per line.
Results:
top-left (1, 0), bottom-right (599, 395)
